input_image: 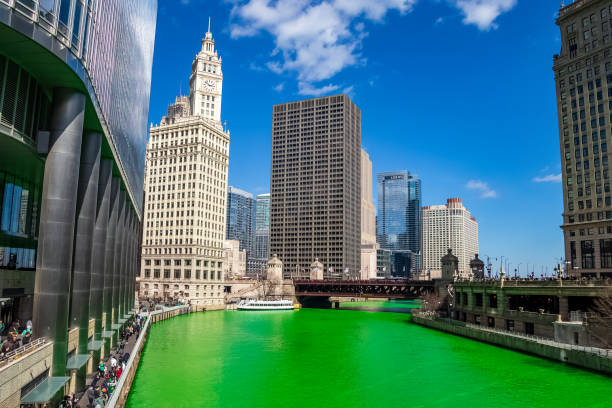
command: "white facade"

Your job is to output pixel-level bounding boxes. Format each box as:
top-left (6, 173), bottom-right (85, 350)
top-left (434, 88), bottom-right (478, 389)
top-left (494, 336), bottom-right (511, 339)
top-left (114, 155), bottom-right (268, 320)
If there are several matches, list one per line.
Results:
top-left (360, 149), bottom-right (378, 279)
top-left (190, 18), bottom-right (223, 124)
top-left (422, 198), bottom-right (478, 277)
top-left (139, 25), bottom-right (230, 306)
top-left (224, 240), bottom-right (246, 278)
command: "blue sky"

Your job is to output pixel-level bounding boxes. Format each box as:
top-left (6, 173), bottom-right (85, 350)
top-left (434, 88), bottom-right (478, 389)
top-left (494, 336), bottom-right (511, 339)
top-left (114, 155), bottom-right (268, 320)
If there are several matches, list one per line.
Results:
top-left (149, 0), bottom-right (565, 276)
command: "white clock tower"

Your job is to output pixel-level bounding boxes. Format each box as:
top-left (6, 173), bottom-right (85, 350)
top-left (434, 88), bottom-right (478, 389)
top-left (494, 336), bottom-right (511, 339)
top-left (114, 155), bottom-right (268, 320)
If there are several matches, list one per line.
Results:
top-left (190, 17), bottom-right (223, 125)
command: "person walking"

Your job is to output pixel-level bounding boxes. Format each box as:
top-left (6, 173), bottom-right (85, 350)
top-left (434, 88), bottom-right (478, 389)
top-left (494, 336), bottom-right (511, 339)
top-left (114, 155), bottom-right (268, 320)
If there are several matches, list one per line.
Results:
top-left (86, 385), bottom-right (95, 408)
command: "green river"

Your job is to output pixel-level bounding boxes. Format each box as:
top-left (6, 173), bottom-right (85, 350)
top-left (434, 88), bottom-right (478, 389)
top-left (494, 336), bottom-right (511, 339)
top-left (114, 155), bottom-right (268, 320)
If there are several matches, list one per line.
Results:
top-left (126, 302), bottom-right (612, 408)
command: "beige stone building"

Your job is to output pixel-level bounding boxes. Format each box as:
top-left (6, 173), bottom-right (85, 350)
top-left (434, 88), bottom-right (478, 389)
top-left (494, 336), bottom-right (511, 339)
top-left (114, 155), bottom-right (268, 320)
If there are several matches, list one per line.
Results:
top-left (555, 1), bottom-right (612, 278)
top-left (224, 240), bottom-right (247, 278)
top-left (422, 198), bottom-right (478, 278)
top-left (270, 95), bottom-right (361, 278)
top-left (139, 26), bottom-right (229, 306)
top-left (360, 149), bottom-right (378, 279)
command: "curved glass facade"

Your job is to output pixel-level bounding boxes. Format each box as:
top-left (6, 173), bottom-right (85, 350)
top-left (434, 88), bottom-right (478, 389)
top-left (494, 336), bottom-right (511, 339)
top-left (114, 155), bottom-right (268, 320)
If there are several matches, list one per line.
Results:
top-left (0, 0), bottom-right (157, 212)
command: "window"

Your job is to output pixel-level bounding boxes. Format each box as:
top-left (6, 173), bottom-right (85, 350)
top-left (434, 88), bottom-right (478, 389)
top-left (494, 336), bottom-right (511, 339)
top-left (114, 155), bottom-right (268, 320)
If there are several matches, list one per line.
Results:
top-left (164, 269), bottom-right (170, 278)
top-left (154, 269), bottom-right (160, 278)
top-left (581, 240), bottom-right (595, 269)
top-left (174, 269), bottom-right (181, 279)
top-left (144, 269), bottom-right (151, 278)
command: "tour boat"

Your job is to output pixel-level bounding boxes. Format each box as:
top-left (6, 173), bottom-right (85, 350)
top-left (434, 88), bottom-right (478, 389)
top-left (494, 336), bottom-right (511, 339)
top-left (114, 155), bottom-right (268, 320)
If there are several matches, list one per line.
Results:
top-left (237, 299), bottom-right (295, 311)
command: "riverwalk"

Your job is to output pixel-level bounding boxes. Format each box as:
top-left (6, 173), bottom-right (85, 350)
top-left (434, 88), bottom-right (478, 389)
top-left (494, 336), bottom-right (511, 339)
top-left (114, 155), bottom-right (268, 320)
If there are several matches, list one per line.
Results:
top-left (412, 314), bottom-right (612, 375)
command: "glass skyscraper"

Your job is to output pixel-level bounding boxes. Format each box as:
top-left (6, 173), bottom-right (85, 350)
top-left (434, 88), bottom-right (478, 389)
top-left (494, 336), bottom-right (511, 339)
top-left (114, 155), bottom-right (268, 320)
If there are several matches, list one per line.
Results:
top-left (226, 186), bottom-right (256, 257)
top-left (376, 171), bottom-right (422, 277)
top-left (0, 0), bottom-right (157, 403)
top-left (255, 193), bottom-right (270, 259)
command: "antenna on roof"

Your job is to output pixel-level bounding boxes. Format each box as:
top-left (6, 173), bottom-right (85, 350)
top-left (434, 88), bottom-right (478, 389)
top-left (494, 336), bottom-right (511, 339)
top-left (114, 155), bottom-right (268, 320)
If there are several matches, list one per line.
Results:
top-left (208, 16), bottom-right (211, 33)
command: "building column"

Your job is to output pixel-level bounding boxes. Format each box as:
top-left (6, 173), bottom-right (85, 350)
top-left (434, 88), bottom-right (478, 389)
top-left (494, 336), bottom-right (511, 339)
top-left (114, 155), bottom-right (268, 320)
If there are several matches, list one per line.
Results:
top-left (121, 207), bottom-right (132, 316)
top-left (33, 88), bottom-right (86, 376)
top-left (103, 178), bottom-right (120, 338)
top-left (559, 296), bottom-right (569, 321)
top-left (90, 159), bottom-right (111, 347)
top-left (69, 132), bottom-right (101, 356)
top-left (113, 191), bottom-right (126, 326)
top-left (129, 210), bottom-right (137, 311)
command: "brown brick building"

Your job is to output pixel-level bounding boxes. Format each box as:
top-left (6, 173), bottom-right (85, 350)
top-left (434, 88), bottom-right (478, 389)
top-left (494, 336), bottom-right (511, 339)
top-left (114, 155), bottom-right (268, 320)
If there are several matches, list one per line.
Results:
top-left (270, 95), bottom-right (361, 278)
top-left (555, 0), bottom-right (612, 277)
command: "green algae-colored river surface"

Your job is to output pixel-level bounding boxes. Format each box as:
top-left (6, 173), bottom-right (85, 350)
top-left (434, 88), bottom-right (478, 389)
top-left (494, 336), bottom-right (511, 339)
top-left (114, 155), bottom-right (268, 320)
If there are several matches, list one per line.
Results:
top-left (126, 303), bottom-right (612, 408)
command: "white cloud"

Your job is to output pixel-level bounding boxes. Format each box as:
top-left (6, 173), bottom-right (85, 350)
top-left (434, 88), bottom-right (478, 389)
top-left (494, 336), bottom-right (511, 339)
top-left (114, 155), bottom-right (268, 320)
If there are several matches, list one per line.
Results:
top-left (467, 180), bottom-right (498, 198)
top-left (453, 0), bottom-right (517, 30)
top-left (435, 16), bottom-right (444, 25)
top-left (230, 0), bottom-right (416, 94)
top-left (274, 82), bottom-right (285, 92)
top-left (533, 174), bottom-right (561, 183)
top-left (298, 81), bottom-right (340, 96)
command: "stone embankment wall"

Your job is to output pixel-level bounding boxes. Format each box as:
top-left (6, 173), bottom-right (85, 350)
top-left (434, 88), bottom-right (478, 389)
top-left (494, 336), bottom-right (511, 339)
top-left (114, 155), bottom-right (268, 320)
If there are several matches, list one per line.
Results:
top-left (412, 315), bottom-right (612, 376)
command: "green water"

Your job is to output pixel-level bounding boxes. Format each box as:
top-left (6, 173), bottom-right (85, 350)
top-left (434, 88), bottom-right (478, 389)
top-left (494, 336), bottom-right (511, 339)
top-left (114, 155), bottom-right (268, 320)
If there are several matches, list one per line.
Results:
top-left (126, 308), bottom-right (612, 408)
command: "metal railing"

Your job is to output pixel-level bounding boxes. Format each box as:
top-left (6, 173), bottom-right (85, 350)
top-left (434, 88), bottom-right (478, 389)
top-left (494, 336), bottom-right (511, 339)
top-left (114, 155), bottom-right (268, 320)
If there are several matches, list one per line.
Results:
top-left (0, 337), bottom-right (49, 369)
top-left (463, 323), bottom-right (612, 358)
top-left (414, 313), bottom-right (612, 358)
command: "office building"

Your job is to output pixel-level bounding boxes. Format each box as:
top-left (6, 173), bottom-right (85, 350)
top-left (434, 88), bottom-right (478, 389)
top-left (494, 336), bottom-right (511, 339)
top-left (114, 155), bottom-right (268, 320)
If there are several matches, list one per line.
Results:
top-left (0, 0), bottom-right (156, 405)
top-left (252, 193), bottom-right (271, 275)
top-left (226, 186), bottom-right (255, 259)
top-left (223, 240), bottom-right (246, 278)
top-left (361, 149), bottom-right (378, 279)
top-left (376, 170), bottom-right (421, 277)
top-left (270, 95), bottom-right (361, 278)
top-left (422, 198), bottom-right (479, 278)
top-left (139, 24), bottom-right (229, 307)
top-left (555, 1), bottom-right (612, 277)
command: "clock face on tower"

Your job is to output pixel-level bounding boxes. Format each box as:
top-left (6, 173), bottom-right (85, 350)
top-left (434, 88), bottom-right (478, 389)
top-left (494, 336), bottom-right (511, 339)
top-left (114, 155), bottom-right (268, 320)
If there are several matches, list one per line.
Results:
top-left (203, 79), bottom-right (216, 92)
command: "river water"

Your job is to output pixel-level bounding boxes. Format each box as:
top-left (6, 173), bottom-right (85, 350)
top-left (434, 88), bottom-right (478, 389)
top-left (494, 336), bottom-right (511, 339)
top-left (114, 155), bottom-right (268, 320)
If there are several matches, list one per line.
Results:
top-left (126, 303), bottom-right (612, 408)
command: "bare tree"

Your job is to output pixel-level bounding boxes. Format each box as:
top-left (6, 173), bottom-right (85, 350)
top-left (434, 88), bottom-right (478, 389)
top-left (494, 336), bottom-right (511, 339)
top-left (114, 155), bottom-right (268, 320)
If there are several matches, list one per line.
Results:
top-left (587, 295), bottom-right (612, 348)
top-left (420, 291), bottom-right (444, 314)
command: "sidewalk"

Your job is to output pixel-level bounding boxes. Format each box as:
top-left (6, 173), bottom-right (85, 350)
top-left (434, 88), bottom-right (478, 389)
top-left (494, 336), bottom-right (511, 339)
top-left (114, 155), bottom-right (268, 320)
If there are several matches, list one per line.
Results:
top-left (74, 324), bottom-right (140, 408)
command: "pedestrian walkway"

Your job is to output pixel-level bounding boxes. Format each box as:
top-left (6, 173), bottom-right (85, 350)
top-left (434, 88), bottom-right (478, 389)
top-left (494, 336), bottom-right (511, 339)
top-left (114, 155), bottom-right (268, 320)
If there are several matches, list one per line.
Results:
top-left (74, 318), bottom-right (143, 408)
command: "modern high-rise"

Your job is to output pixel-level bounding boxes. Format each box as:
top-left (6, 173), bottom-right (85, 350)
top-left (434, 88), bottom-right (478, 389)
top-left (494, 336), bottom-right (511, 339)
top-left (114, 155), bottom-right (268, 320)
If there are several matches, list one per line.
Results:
top-left (422, 198), bottom-right (478, 278)
top-left (361, 149), bottom-right (378, 279)
top-left (555, 1), bottom-right (612, 278)
top-left (270, 94), bottom-right (361, 278)
top-left (0, 0), bottom-right (156, 405)
top-left (376, 171), bottom-right (421, 277)
top-left (139, 24), bottom-right (230, 307)
top-left (226, 186), bottom-right (255, 260)
top-left (252, 193), bottom-right (271, 275)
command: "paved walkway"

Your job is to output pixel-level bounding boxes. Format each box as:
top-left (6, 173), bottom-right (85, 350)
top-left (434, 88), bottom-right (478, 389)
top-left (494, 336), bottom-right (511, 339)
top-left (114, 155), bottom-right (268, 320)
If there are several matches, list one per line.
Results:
top-left (74, 324), bottom-right (140, 408)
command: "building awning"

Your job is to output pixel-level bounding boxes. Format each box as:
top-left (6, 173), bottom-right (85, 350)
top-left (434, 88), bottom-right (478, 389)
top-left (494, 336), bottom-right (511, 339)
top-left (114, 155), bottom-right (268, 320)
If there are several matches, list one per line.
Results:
top-left (21, 376), bottom-right (70, 403)
top-left (102, 331), bottom-right (115, 338)
top-left (111, 324), bottom-right (121, 330)
top-left (123, 313), bottom-right (132, 319)
top-left (66, 354), bottom-right (91, 370)
top-left (88, 340), bottom-right (104, 351)
top-left (118, 318), bottom-right (127, 324)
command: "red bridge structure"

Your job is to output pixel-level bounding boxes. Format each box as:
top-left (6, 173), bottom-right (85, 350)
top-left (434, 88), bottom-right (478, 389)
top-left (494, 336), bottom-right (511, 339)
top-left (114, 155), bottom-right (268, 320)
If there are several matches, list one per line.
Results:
top-left (293, 279), bottom-right (435, 307)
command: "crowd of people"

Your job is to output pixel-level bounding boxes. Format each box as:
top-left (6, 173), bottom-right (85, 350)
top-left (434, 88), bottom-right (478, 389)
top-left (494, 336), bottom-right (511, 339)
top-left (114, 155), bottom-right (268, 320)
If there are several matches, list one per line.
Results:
top-left (57, 314), bottom-right (146, 408)
top-left (0, 319), bottom-right (33, 358)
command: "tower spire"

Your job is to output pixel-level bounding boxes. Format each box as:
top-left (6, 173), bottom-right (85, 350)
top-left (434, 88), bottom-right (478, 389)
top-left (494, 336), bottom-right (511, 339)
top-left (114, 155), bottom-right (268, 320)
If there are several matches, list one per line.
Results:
top-left (208, 16), bottom-right (211, 34)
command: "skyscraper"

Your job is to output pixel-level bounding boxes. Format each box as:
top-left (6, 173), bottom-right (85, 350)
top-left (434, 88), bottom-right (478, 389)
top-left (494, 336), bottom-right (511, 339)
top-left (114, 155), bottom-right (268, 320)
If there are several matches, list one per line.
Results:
top-left (0, 0), bottom-right (156, 402)
top-left (376, 171), bottom-right (421, 277)
top-left (270, 94), bottom-right (361, 278)
top-left (226, 186), bottom-right (255, 260)
top-left (253, 193), bottom-right (271, 274)
top-left (139, 24), bottom-right (230, 306)
top-left (555, 2), bottom-right (612, 278)
top-left (361, 149), bottom-right (378, 279)
top-left (422, 198), bottom-right (478, 278)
